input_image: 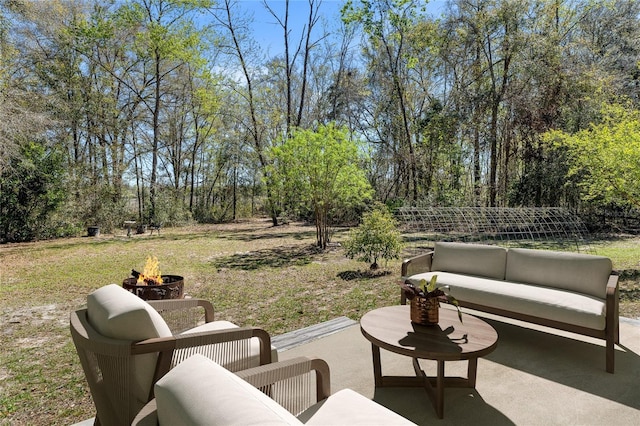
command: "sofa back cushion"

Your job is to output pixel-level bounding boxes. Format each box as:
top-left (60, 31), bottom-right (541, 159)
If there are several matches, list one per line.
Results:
top-left (505, 248), bottom-right (612, 299)
top-left (431, 242), bottom-right (508, 280)
top-left (87, 284), bottom-right (173, 411)
top-left (155, 354), bottom-right (302, 425)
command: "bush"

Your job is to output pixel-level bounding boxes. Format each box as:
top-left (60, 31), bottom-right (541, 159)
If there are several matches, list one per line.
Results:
top-left (343, 203), bottom-right (403, 270)
top-left (0, 141), bottom-right (67, 242)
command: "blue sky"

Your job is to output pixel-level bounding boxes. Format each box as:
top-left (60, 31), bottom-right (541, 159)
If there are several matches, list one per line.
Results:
top-left (236, 0), bottom-right (345, 56)
top-left (233, 0), bottom-right (447, 56)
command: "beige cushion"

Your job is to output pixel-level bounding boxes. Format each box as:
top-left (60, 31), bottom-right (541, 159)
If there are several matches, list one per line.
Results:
top-left (506, 248), bottom-right (612, 299)
top-left (432, 242), bottom-right (507, 280)
top-left (87, 284), bottom-right (172, 410)
top-left (155, 354), bottom-right (302, 425)
top-left (299, 389), bottom-right (416, 425)
top-left (87, 284), bottom-right (172, 340)
top-left (409, 271), bottom-right (606, 330)
top-left (180, 320), bottom-right (279, 367)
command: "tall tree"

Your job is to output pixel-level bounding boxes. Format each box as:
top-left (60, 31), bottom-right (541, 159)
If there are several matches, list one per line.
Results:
top-left (116, 0), bottom-right (211, 223)
top-left (344, 0), bottom-right (422, 202)
top-left (0, 4), bottom-right (49, 176)
top-left (269, 123), bottom-right (372, 248)
top-left (210, 0), bottom-right (283, 223)
top-left (263, 0), bottom-right (324, 130)
top-left (441, 0), bottom-right (527, 206)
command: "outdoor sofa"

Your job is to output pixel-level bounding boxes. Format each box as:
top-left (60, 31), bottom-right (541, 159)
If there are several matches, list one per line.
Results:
top-left (401, 242), bottom-right (620, 373)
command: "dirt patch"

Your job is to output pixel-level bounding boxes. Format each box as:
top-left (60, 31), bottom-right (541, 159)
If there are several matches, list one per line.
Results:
top-left (4, 303), bottom-right (67, 327)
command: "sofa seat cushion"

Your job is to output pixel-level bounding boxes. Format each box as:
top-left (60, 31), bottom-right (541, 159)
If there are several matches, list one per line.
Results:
top-left (155, 354), bottom-right (302, 425)
top-left (408, 272), bottom-right (606, 330)
top-left (180, 320), bottom-right (279, 367)
top-left (298, 389), bottom-right (415, 425)
top-left (432, 242), bottom-right (508, 280)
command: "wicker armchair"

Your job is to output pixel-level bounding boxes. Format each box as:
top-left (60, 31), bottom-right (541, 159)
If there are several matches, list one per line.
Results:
top-left (70, 284), bottom-right (274, 426)
top-left (131, 354), bottom-right (416, 425)
top-left (131, 356), bottom-right (331, 425)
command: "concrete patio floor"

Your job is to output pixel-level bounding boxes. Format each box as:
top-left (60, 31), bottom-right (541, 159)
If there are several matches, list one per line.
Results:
top-left (75, 309), bottom-right (639, 425)
top-left (278, 308), bottom-right (640, 425)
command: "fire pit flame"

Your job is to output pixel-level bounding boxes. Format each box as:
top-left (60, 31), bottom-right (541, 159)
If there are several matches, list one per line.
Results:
top-left (124, 256), bottom-right (183, 300)
top-left (133, 255), bottom-right (164, 285)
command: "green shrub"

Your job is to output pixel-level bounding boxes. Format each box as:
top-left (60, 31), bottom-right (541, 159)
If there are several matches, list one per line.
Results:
top-left (0, 141), bottom-right (67, 242)
top-left (343, 204), bottom-right (403, 269)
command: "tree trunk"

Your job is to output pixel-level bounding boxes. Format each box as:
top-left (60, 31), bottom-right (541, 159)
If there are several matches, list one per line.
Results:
top-left (150, 49), bottom-right (161, 223)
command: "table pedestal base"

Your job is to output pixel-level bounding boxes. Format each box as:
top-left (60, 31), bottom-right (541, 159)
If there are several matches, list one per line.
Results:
top-left (371, 344), bottom-right (478, 419)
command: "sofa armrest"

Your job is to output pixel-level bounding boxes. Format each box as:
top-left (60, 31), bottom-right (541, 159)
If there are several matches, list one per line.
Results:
top-left (400, 251), bottom-right (434, 304)
top-left (606, 272), bottom-right (619, 295)
top-left (606, 273), bottom-right (619, 340)
top-left (237, 356), bottom-right (331, 416)
top-left (605, 272), bottom-right (620, 373)
top-left (401, 251), bottom-right (434, 278)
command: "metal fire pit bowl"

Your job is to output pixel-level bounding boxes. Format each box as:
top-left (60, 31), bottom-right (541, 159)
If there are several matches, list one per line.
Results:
top-left (122, 275), bottom-right (184, 300)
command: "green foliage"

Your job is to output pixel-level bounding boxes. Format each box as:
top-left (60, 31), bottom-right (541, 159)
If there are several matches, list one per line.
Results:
top-left (80, 185), bottom-right (129, 233)
top-left (154, 187), bottom-right (194, 226)
top-left (343, 203), bottom-right (403, 269)
top-left (0, 141), bottom-right (67, 242)
top-left (268, 123), bottom-right (373, 248)
top-left (5, 0), bottom-right (640, 235)
top-left (545, 103), bottom-right (640, 209)
top-left (507, 137), bottom-right (576, 207)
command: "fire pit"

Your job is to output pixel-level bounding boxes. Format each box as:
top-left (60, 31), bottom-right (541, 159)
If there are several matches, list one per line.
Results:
top-left (122, 255), bottom-right (184, 300)
top-left (122, 275), bottom-right (184, 300)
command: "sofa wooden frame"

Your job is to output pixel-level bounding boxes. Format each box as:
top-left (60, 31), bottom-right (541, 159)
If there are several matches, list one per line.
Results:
top-left (401, 250), bottom-right (620, 373)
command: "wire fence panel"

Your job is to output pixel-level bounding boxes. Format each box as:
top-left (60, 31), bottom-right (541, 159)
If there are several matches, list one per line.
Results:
top-left (396, 207), bottom-right (592, 255)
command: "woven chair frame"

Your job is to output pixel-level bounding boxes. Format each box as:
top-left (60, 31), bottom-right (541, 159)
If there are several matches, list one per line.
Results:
top-left (131, 356), bottom-right (331, 426)
top-left (70, 298), bottom-right (272, 426)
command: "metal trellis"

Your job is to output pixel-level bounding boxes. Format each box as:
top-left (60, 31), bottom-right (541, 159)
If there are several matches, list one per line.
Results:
top-left (396, 207), bottom-right (592, 255)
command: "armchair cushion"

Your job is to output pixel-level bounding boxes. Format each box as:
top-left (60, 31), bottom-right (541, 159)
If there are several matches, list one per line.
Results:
top-left (154, 354), bottom-right (301, 425)
top-left (300, 389), bottom-right (413, 425)
top-left (87, 284), bottom-right (172, 340)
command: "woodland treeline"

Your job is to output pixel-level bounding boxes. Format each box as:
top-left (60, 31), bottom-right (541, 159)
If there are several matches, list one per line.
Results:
top-left (1, 0), bottom-right (640, 243)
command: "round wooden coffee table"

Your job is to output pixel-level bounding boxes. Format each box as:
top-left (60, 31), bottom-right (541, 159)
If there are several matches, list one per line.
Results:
top-left (360, 305), bottom-right (498, 419)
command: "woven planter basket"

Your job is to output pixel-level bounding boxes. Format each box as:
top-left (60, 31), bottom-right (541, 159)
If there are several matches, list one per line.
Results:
top-left (410, 296), bottom-right (439, 325)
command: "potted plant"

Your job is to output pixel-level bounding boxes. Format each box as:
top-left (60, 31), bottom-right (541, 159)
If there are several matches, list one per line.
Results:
top-left (87, 225), bottom-right (100, 237)
top-left (400, 275), bottom-right (462, 325)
